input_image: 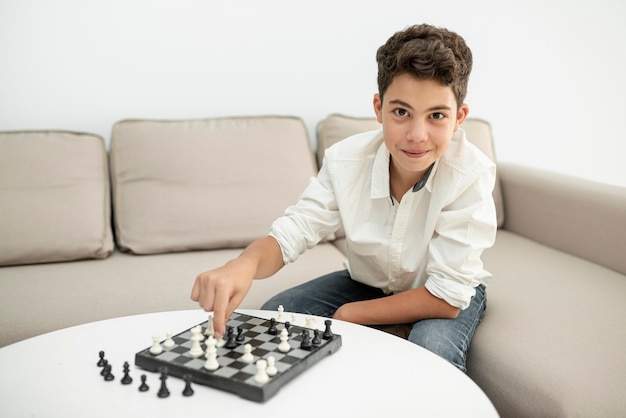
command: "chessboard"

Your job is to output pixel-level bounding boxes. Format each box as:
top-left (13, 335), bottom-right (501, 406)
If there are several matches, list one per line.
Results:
top-left (134, 311), bottom-right (342, 402)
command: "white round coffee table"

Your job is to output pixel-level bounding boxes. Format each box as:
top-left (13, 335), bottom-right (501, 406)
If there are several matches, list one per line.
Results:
top-left (0, 309), bottom-right (498, 417)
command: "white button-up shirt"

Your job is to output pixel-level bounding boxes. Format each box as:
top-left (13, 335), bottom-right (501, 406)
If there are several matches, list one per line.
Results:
top-left (269, 128), bottom-right (497, 310)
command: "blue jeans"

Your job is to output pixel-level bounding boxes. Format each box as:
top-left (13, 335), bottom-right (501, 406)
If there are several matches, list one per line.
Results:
top-left (261, 269), bottom-right (486, 373)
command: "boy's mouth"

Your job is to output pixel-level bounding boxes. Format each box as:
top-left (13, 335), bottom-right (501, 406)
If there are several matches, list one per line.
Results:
top-left (403, 149), bottom-right (429, 158)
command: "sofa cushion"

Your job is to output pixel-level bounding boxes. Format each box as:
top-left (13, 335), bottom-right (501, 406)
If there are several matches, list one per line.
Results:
top-left (110, 116), bottom-right (318, 254)
top-left (471, 230), bottom-right (626, 417)
top-left (316, 114), bottom-right (504, 227)
top-left (0, 131), bottom-right (114, 266)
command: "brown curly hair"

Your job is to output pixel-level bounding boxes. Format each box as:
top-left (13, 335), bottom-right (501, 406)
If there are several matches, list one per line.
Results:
top-left (376, 24), bottom-right (473, 108)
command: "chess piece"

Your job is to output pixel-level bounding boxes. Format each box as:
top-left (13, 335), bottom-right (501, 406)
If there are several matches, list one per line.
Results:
top-left (204, 336), bottom-right (219, 371)
top-left (266, 356), bottom-right (277, 377)
top-left (240, 343), bottom-right (254, 363)
top-left (312, 329), bottom-right (322, 346)
top-left (235, 325), bottom-right (245, 342)
top-left (150, 335), bottom-right (163, 355)
top-left (254, 359), bottom-right (269, 383)
top-left (157, 368), bottom-right (170, 398)
top-left (182, 374), bottom-right (194, 396)
top-left (97, 350), bottom-right (106, 367)
top-left (189, 326), bottom-right (204, 358)
top-left (278, 328), bottom-right (290, 353)
top-left (224, 326), bottom-right (238, 349)
top-left (121, 361), bottom-right (133, 385)
top-left (138, 374), bottom-right (149, 392)
top-left (277, 305), bottom-right (285, 322)
top-left (163, 331), bottom-right (175, 348)
top-left (305, 316), bottom-right (317, 329)
top-left (100, 360), bottom-right (109, 376)
top-left (300, 329), bottom-right (312, 350)
top-left (268, 318), bottom-right (278, 335)
top-left (103, 364), bottom-right (114, 381)
top-left (205, 315), bottom-right (214, 337)
top-left (323, 319), bottom-right (334, 340)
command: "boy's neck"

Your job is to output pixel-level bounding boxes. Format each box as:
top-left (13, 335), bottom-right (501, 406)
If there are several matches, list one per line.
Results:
top-left (389, 158), bottom-right (432, 201)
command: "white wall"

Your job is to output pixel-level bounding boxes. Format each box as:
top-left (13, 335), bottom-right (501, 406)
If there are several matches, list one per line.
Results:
top-left (1, 0), bottom-right (625, 187)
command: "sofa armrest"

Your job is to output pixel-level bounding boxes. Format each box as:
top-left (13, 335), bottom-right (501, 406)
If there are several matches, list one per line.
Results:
top-left (498, 163), bottom-right (626, 275)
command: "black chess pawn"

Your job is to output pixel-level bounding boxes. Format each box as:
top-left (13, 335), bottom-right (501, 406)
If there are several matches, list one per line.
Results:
top-left (284, 321), bottom-right (292, 336)
top-left (157, 368), bottom-right (170, 398)
top-left (100, 359), bottom-right (109, 376)
top-left (300, 329), bottom-right (312, 350)
top-left (103, 364), bottom-right (115, 381)
top-left (312, 329), bottom-right (321, 346)
top-left (182, 374), bottom-right (194, 397)
top-left (235, 325), bottom-right (245, 342)
top-left (268, 318), bottom-right (278, 335)
top-left (138, 374), bottom-right (149, 392)
top-left (121, 361), bottom-right (133, 385)
top-left (323, 319), bottom-right (334, 340)
top-left (224, 326), bottom-right (238, 349)
top-left (97, 350), bottom-right (106, 367)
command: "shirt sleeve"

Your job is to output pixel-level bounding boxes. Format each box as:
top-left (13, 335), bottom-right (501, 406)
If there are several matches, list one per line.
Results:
top-left (269, 161), bottom-right (342, 264)
top-left (424, 164), bottom-right (498, 310)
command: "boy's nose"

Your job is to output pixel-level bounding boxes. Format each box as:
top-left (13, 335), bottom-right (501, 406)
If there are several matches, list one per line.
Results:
top-left (406, 121), bottom-right (428, 142)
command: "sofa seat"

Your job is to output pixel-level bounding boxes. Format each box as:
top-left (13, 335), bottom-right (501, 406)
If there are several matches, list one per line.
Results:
top-left (0, 244), bottom-right (346, 348)
top-left (469, 230), bottom-right (626, 417)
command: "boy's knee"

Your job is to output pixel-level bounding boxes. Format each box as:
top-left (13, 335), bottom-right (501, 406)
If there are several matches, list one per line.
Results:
top-left (408, 326), bottom-right (467, 372)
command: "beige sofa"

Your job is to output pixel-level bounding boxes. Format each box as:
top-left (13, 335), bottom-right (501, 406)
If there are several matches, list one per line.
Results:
top-left (1, 115), bottom-right (624, 417)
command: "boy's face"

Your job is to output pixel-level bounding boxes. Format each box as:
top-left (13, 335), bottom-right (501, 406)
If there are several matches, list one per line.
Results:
top-left (373, 73), bottom-right (468, 186)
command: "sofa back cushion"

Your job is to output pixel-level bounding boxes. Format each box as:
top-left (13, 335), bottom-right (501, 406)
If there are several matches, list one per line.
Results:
top-left (316, 114), bottom-right (504, 227)
top-left (110, 116), bottom-right (317, 254)
top-left (0, 131), bottom-right (114, 266)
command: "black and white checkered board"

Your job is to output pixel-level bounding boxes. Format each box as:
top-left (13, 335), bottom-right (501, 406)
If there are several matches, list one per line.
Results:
top-left (134, 312), bottom-right (342, 402)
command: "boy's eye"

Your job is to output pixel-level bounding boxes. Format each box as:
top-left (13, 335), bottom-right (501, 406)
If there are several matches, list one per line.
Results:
top-left (393, 108), bottom-right (409, 117)
top-left (431, 112), bottom-right (445, 120)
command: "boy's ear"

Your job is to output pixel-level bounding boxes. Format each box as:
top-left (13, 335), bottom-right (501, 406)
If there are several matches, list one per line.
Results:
top-left (454, 104), bottom-right (470, 131)
top-left (373, 94), bottom-right (383, 123)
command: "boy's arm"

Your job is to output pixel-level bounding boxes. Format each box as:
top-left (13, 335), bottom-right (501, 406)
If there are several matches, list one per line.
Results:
top-left (333, 286), bottom-right (460, 325)
top-left (190, 235), bottom-right (284, 338)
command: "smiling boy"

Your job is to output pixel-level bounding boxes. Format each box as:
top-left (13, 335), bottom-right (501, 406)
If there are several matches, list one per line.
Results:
top-left (191, 24), bottom-right (497, 372)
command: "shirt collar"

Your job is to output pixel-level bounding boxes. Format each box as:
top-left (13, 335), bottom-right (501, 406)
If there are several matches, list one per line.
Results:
top-left (371, 140), bottom-right (440, 199)
top-left (413, 162), bottom-right (435, 192)
top-left (371, 141), bottom-right (391, 199)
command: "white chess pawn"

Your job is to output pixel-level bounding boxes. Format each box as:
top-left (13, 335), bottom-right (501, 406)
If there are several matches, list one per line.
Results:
top-left (254, 359), bottom-right (269, 383)
top-left (205, 336), bottom-right (216, 358)
top-left (149, 335), bottom-right (163, 355)
top-left (163, 331), bottom-right (175, 348)
top-left (193, 325), bottom-right (205, 341)
top-left (266, 356), bottom-right (277, 376)
top-left (277, 305), bottom-right (285, 322)
top-left (189, 327), bottom-right (204, 358)
top-left (278, 328), bottom-right (290, 353)
top-left (204, 336), bottom-right (219, 371)
top-left (305, 316), bottom-right (317, 329)
top-left (240, 343), bottom-right (254, 364)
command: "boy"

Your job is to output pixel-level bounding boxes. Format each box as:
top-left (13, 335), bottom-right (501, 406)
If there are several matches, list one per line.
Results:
top-left (191, 23), bottom-right (497, 372)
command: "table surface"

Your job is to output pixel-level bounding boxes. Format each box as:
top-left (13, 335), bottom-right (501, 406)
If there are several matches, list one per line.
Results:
top-left (0, 309), bottom-right (499, 418)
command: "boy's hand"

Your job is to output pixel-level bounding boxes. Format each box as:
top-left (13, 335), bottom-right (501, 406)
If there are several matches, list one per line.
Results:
top-left (191, 236), bottom-right (285, 338)
top-left (190, 258), bottom-right (255, 339)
